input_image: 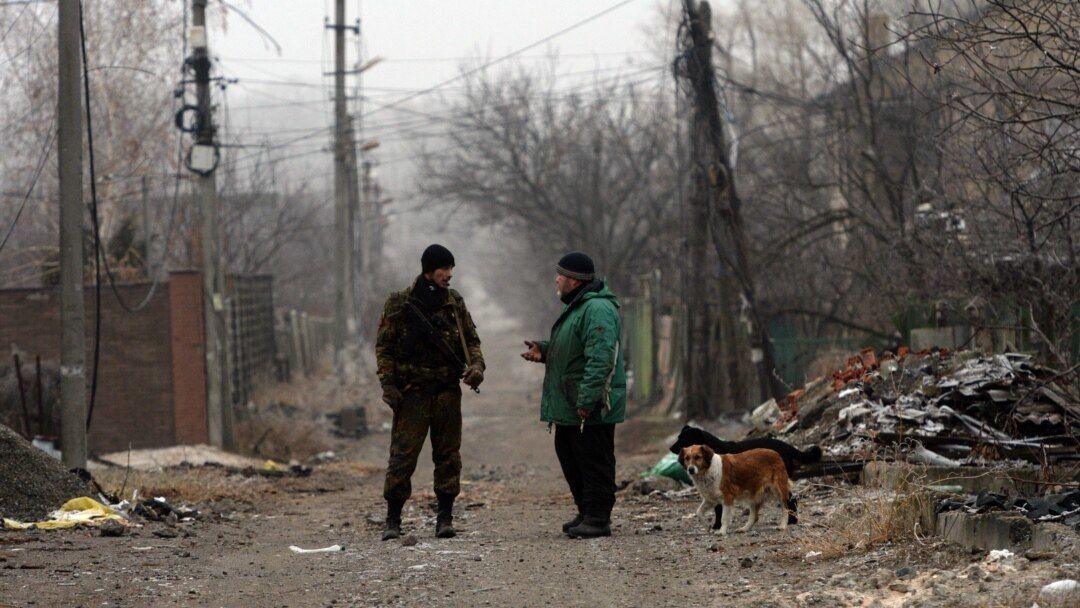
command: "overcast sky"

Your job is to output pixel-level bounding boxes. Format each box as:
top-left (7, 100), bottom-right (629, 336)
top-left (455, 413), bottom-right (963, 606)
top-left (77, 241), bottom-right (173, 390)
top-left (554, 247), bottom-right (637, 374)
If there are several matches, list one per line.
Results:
top-left (211, 1), bottom-right (674, 192)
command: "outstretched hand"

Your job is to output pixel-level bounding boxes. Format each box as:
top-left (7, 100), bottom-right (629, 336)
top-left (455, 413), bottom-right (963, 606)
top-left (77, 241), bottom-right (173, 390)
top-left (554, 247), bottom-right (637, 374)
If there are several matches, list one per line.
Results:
top-left (521, 340), bottom-right (543, 363)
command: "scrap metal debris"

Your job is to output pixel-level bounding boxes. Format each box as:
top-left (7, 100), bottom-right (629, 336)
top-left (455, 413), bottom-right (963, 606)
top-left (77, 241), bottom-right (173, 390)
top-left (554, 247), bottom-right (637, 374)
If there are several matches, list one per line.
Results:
top-left (937, 489), bottom-right (1080, 531)
top-left (757, 349), bottom-right (1079, 464)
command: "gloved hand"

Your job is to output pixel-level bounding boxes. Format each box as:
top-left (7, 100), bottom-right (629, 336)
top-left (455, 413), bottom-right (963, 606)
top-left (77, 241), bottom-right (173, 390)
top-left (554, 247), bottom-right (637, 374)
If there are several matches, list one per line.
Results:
top-left (462, 364), bottom-right (484, 389)
top-left (381, 384), bottom-right (403, 410)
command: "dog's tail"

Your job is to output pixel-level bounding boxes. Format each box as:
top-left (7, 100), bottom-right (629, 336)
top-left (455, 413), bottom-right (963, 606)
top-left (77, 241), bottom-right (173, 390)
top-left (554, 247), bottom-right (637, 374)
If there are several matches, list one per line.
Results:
top-left (794, 445), bottom-right (823, 464)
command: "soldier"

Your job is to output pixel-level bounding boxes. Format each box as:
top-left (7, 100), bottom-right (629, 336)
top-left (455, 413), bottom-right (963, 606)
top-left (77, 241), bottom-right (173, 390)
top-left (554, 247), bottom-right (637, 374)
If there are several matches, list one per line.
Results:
top-left (376, 244), bottom-right (484, 540)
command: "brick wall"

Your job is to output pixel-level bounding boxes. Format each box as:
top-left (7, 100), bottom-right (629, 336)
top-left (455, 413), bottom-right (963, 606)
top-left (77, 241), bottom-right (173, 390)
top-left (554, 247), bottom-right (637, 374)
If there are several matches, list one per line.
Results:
top-left (0, 273), bottom-right (207, 454)
top-left (169, 272), bottom-right (208, 446)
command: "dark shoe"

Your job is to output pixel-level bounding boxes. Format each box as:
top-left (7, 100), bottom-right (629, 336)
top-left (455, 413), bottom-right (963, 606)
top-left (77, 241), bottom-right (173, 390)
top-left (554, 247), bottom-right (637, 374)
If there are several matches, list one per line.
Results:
top-left (434, 491), bottom-right (456, 538)
top-left (562, 512), bottom-right (585, 534)
top-left (435, 513), bottom-right (456, 539)
top-left (381, 499), bottom-right (405, 541)
top-left (382, 517), bottom-right (402, 541)
top-left (567, 516), bottom-right (611, 539)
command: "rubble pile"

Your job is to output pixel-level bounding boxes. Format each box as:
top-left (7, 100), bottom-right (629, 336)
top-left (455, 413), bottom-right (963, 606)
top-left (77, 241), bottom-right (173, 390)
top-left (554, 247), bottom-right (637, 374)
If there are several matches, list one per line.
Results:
top-left (0, 423), bottom-right (92, 521)
top-left (759, 348), bottom-right (1080, 464)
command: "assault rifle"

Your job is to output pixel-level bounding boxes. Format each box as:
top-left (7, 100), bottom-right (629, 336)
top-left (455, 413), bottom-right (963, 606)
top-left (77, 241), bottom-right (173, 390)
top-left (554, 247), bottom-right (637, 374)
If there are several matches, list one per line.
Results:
top-left (401, 298), bottom-right (480, 393)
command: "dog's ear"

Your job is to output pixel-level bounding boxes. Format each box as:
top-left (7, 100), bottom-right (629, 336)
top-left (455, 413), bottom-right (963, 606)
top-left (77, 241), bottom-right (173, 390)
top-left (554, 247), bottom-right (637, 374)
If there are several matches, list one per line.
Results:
top-left (701, 445), bottom-right (715, 460)
top-left (678, 447), bottom-right (688, 467)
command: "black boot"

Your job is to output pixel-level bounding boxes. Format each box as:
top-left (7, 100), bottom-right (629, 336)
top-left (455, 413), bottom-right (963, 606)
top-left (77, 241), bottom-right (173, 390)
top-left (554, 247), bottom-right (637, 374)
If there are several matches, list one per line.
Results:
top-left (562, 510), bottom-right (585, 534)
top-left (381, 499), bottom-right (404, 541)
top-left (435, 492), bottom-right (456, 539)
top-left (567, 515), bottom-right (611, 539)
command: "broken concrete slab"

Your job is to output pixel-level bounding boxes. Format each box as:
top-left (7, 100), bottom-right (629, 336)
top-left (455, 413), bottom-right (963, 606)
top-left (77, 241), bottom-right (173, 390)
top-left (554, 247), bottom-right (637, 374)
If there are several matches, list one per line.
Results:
top-left (935, 512), bottom-right (1080, 554)
top-left (861, 461), bottom-right (1080, 495)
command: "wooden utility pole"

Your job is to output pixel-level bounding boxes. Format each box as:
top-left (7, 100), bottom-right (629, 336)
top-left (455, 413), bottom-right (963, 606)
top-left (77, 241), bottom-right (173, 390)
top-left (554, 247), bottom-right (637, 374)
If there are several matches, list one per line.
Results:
top-left (191, 0), bottom-right (233, 449)
top-left (678, 0), bottom-right (786, 407)
top-left (591, 129), bottom-right (605, 272)
top-left (330, 0), bottom-right (358, 380)
top-left (57, 0), bottom-right (87, 468)
top-left (680, 0), bottom-right (714, 419)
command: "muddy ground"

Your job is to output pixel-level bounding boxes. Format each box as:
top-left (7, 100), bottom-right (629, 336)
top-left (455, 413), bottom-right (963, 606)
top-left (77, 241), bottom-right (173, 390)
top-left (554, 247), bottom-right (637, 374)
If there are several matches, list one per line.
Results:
top-left (1, 336), bottom-right (1077, 607)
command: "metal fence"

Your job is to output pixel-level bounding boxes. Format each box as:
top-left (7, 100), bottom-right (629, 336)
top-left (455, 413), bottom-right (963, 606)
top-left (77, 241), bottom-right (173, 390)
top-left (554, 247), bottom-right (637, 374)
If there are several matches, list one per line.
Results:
top-left (274, 309), bottom-right (334, 380)
top-left (226, 274), bottom-right (277, 406)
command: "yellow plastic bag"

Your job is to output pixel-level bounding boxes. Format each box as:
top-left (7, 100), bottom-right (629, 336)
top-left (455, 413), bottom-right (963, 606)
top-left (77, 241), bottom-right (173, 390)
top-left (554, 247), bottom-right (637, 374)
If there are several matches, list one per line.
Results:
top-left (263, 460), bottom-right (288, 472)
top-left (2, 496), bottom-right (128, 530)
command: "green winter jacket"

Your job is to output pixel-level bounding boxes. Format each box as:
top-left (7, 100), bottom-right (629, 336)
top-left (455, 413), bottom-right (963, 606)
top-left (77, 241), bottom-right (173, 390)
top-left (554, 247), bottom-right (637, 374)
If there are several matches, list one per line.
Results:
top-left (535, 280), bottom-right (626, 426)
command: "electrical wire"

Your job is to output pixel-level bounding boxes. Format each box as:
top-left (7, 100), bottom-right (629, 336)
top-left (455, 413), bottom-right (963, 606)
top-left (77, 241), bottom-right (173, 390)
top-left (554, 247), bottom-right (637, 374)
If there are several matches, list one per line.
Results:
top-left (81, 7), bottom-right (188, 316)
top-left (79, 0), bottom-right (191, 429)
top-left (0, 132), bottom-right (53, 256)
top-left (77, 0), bottom-right (102, 430)
top-left (362, 0), bottom-right (641, 120)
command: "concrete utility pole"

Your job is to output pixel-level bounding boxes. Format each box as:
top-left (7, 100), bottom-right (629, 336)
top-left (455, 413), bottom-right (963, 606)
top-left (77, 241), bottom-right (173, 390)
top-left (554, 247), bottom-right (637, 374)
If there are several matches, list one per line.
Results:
top-left (191, 0), bottom-right (233, 449)
top-left (57, 0), bottom-right (87, 468)
top-left (330, 0), bottom-right (359, 380)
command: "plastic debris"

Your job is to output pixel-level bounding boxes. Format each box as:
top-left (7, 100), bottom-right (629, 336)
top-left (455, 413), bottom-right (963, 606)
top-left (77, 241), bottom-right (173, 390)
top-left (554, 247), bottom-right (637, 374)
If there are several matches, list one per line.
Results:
top-left (2, 496), bottom-right (129, 530)
top-left (986, 549), bottom-right (1014, 562)
top-left (289, 544), bottom-right (344, 554)
top-left (641, 452), bottom-right (691, 485)
top-left (263, 460), bottom-right (289, 472)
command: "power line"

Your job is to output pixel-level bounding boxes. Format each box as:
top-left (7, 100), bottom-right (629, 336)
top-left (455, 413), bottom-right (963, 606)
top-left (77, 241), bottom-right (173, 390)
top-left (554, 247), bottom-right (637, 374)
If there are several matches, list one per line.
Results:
top-left (220, 50), bottom-right (649, 65)
top-left (0, 132), bottom-right (53, 256)
top-left (78, 0), bottom-right (103, 431)
top-left (219, 66), bottom-right (666, 169)
top-left (362, 0), bottom-right (640, 120)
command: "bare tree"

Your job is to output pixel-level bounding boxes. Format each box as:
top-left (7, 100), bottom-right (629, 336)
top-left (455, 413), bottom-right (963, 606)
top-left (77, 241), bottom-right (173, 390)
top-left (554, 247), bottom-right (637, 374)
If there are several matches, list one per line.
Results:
top-left (0, 1), bottom-right (183, 287)
top-left (419, 66), bottom-right (683, 307)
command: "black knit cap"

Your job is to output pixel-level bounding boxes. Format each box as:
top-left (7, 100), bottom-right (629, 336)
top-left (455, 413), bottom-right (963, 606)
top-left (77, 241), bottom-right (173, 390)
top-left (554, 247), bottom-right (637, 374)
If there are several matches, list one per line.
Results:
top-left (556, 252), bottom-right (595, 281)
top-left (421, 244), bottom-right (455, 274)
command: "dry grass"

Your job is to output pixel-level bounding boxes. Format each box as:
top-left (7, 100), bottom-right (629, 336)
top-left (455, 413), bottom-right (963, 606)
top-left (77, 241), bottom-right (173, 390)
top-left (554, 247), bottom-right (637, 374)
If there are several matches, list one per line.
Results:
top-left (234, 361), bottom-right (382, 461)
top-left (794, 480), bottom-right (929, 560)
top-left (234, 411), bottom-right (334, 462)
top-left (249, 359), bottom-right (380, 417)
top-left (94, 467), bottom-right (274, 505)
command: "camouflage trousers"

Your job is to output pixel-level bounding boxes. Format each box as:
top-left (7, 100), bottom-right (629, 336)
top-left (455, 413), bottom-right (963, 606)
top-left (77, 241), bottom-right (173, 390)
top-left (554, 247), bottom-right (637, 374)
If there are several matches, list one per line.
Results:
top-left (383, 384), bottom-right (462, 503)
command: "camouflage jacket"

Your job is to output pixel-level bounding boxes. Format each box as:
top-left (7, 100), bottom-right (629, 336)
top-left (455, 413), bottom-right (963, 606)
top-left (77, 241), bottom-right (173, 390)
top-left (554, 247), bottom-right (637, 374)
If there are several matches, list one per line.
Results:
top-left (375, 277), bottom-right (484, 388)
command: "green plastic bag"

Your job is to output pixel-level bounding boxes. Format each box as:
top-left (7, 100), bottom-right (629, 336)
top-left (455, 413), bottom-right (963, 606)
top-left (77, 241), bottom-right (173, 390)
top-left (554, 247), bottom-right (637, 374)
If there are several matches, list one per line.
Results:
top-left (641, 452), bottom-right (691, 485)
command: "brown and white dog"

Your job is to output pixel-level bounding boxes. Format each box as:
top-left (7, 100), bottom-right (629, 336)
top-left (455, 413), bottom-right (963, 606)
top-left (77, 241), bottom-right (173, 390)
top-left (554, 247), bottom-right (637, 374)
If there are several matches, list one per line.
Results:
top-left (679, 444), bottom-right (792, 535)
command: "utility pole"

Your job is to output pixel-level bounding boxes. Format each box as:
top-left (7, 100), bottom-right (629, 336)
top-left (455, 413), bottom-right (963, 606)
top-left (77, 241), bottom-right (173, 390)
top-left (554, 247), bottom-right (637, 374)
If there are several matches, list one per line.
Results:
top-left (190, 0), bottom-right (233, 449)
top-left (591, 129), bottom-right (605, 273)
top-left (57, 0), bottom-right (87, 468)
top-left (678, 0), bottom-right (785, 406)
top-left (330, 0), bottom-right (358, 380)
top-left (345, 121), bottom-right (363, 334)
top-left (360, 160), bottom-right (373, 277)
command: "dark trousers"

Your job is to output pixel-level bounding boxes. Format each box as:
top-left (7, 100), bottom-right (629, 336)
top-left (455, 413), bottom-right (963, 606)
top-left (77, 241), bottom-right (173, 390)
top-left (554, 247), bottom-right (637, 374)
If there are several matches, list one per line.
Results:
top-left (553, 423), bottom-right (616, 520)
top-left (383, 386), bottom-right (462, 503)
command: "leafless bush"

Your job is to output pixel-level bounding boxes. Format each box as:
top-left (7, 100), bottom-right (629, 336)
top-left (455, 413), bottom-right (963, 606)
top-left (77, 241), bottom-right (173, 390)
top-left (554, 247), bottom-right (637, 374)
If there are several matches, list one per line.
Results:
top-left (795, 480), bottom-right (928, 559)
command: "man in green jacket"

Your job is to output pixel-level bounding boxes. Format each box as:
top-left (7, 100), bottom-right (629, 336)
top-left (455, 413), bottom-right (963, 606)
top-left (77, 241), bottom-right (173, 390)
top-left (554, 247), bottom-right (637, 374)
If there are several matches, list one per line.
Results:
top-left (521, 252), bottom-right (626, 538)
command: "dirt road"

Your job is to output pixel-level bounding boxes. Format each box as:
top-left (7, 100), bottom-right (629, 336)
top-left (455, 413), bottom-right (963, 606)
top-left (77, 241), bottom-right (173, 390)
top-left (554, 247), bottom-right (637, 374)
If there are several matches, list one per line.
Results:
top-left (2, 335), bottom-right (1075, 607)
